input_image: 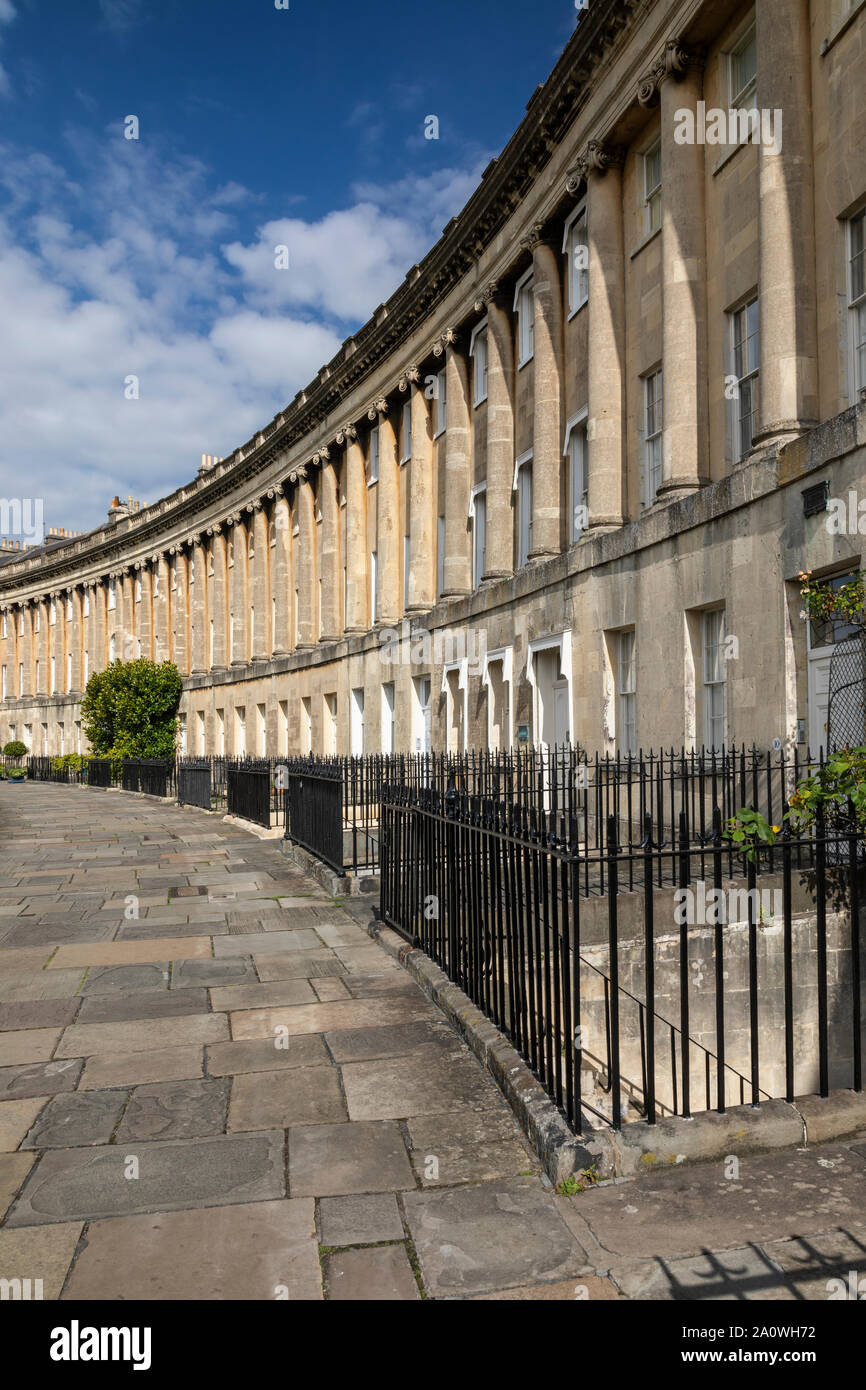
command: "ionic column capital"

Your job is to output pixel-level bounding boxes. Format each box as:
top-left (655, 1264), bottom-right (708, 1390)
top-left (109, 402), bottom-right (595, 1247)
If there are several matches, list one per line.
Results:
top-left (637, 39), bottom-right (702, 107)
top-left (398, 365), bottom-right (420, 392)
top-left (335, 422), bottom-right (357, 445)
top-left (565, 139), bottom-right (625, 193)
top-left (367, 397), bottom-right (388, 421)
top-left (432, 327), bottom-right (459, 358)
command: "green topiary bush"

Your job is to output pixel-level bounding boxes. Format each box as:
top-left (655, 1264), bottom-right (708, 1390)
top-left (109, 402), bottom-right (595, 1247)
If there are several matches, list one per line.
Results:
top-left (81, 659), bottom-right (182, 759)
top-left (3, 740), bottom-right (28, 758)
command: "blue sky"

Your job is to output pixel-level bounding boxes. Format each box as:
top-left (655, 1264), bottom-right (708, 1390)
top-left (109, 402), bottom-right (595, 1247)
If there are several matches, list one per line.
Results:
top-left (0, 0), bottom-right (581, 535)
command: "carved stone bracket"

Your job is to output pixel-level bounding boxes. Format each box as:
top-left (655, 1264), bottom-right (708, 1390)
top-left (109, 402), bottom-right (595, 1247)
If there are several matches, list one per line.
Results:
top-left (286, 465), bottom-right (307, 486)
top-left (311, 446), bottom-right (331, 467)
top-left (519, 221), bottom-right (545, 254)
top-left (398, 365), bottom-right (420, 393)
top-left (473, 279), bottom-right (501, 313)
top-left (367, 398), bottom-right (388, 421)
top-left (335, 423), bottom-right (357, 446)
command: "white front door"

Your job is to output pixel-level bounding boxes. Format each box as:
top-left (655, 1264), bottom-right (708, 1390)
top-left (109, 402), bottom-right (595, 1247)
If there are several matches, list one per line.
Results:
top-left (807, 644), bottom-right (832, 756)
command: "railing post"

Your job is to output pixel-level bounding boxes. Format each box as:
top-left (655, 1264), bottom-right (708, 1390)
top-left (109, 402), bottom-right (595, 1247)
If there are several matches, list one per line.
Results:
top-left (606, 814), bottom-right (622, 1128)
top-left (678, 810), bottom-right (691, 1119)
top-left (712, 804), bottom-right (726, 1114)
top-left (641, 812), bottom-right (656, 1125)
top-left (850, 799), bottom-right (862, 1094)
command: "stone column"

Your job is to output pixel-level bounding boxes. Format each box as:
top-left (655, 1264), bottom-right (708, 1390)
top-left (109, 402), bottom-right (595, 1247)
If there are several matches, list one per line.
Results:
top-left (250, 504), bottom-right (269, 660)
top-left (271, 492), bottom-right (291, 655)
top-left (296, 476), bottom-right (317, 648)
top-left (121, 570), bottom-right (137, 662)
top-left (137, 566), bottom-right (153, 662)
top-left (190, 537), bottom-right (207, 673)
top-left (172, 549), bottom-right (189, 675)
top-left (754, 0), bottom-right (818, 444)
top-left (19, 604), bottom-right (32, 697)
top-left (95, 582), bottom-right (108, 673)
top-left (441, 334), bottom-right (472, 596)
top-left (405, 376), bottom-right (435, 609)
top-left (658, 56), bottom-right (709, 494)
top-left (527, 231), bottom-right (564, 558)
top-left (154, 555), bottom-right (170, 662)
top-left (51, 593), bottom-right (64, 694)
top-left (35, 599), bottom-right (48, 693)
top-left (373, 403), bottom-right (400, 624)
top-left (341, 427), bottom-right (367, 632)
top-left (210, 528), bottom-right (228, 669)
top-left (230, 518), bottom-right (248, 666)
top-left (481, 287), bottom-right (515, 581)
top-left (319, 454), bottom-right (342, 640)
top-left (573, 145), bottom-right (625, 532)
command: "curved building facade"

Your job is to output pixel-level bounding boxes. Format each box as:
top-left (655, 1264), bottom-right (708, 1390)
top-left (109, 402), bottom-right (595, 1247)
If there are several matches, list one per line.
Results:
top-left (1, 0), bottom-right (865, 760)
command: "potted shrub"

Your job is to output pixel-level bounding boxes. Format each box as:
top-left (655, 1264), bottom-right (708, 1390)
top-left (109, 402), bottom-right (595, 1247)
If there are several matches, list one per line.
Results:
top-left (2, 739), bottom-right (28, 781)
top-left (6, 765), bottom-right (27, 784)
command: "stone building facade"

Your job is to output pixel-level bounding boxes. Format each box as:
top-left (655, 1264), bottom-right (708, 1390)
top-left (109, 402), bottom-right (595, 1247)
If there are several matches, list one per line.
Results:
top-left (1, 0), bottom-right (865, 760)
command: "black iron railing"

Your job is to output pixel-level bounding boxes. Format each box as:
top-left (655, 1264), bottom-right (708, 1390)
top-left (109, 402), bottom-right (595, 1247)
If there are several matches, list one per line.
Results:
top-left (379, 785), bottom-right (865, 1135)
top-left (177, 761), bottom-right (212, 810)
top-left (121, 759), bottom-right (170, 797)
top-left (226, 762), bottom-right (272, 828)
top-left (283, 763), bottom-right (344, 873)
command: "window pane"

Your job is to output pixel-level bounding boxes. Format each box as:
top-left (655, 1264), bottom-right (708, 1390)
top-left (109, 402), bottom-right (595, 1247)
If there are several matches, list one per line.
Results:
top-left (851, 212), bottom-right (866, 302)
top-left (731, 28), bottom-right (757, 106)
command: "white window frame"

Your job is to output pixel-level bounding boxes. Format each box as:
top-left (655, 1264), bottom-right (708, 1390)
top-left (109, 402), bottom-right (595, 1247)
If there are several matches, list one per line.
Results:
top-left (370, 550), bottom-right (378, 624)
top-left (514, 269), bottom-right (535, 368)
top-left (526, 631), bottom-right (574, 747)
top-left (469, 482), bottom-right (487, 590)
top-left (728, 20), bottom-right (757, 111)
top-left (34, 606), bottom-right (40, 633)
top-left (350, 686), bottom-right (365, 757)
top-left (848, 208), bottom-right (866, 405)
top-left (729, 295), bottom-right (760, 462)
top-left (514, 449), bottom-right (533, 568)
top-left (702, 608), bottom-right (728, 750)
top-left (643, 137), bottom-right (662, 236)
top-left (481, 645), bottom-right (514, 750)
top-left (441, 658), bottom-right (468, 754)
top-left (134, 577), bottom-right (141, 604)
top-left (564, 409), bottom-right (589, 543)
top-left (368, 426), bottom-right (379, 486)
top-left (617, 630), bottom-right (636, 756)
top-left (1, 612), bottom-right (6, 638)
top-left (642, 368), bottom-right (664, 507)
top-left (50, 598), bottom-right (57, 626)
top-left (66, 652), bottom-right (72, 690)
top-left (67, 594), bottom-right (73, 620)
top-left (108, 580), bottom-right (116, 611)
top-left (470, 317), bottom-right (489, 406)
top-left (381, 681), bottom-right (396, 755)
top-left (434, 368), bottom-right (447, 437)
top-left (403, 533), bottom-right (411, 608)
top-left (563, 201), bottom-right (589, 316)
top-left (400, 399), bottom-right (412, 463)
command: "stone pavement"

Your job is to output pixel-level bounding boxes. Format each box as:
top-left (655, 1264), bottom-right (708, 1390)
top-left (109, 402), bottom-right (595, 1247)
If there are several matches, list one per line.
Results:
top-left (1, 782), bottom-right (865, 1302)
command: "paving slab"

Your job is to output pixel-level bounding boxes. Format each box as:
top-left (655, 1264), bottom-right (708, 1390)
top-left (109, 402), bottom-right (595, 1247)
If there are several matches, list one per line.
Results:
top-left (318, 1193), bottom-right (405, 1247)
top-left (0, 1096), bottom-right (49, 1151)
top-left (289, 1120), bottom-right (415, 1197)
top-left (403, 1178), bottom-right (590, 1297)
top-left (214, 930), bottom-right (324, 957)
top-left (1, 919), bottom-right (119, 949)
top-left (607, 1246), bottom-right (800, 1301)
top-left (0, 999), bottom-right (79, 1032)
top-left (405, 1109), bottom-right (539, 1186)
top-left (115, 1079), bottom-right (230, 1142)
top-left (255, 954), bottom-right (346, 981)
top-left (341, 1052), bottom-right (503, 1121)
top-left (324, 1020), bottom-right (461, 1064)
top-left (79, 963), bottom-right (170, 995)
top-left (0, 1222), bottom-right (84, 1301)
top-left (80, 1045), bottom-right (204, 1090)
top-left (230, 996), bottom-right (437, 1041)
top-left (468, 1275), bottom-right (621, 1301)
top-left (229, 1067), bottom-right (347, 1131)
top-left (62, 1199), bottom-right (321, 1300)
top-left (206, 1034), bottom-right (330, 1076)
top-left (48, 937), bottom-right (213, 969)
top-left (0, 946), bottom-right (57, 973)
top-left (325, 1244), bottom-right (420, 1300)
top-left (77, 987), bottom-right (210, 1025)
top-left (54, 1013), bottom-right (229, 1059)
top-left (0, 969), bottom-right (87, 1002)
top-left (0, 1058), bottom-right (83, 1102)
top-left (311, 977), bottom-right (351, 1002)
top-left (763, 1229), bottom-right (866, 1300)
top-left (0, 1026), bottom-right (64, 1066)
top-left (209, 979), bottom-right (317, 1012)
top-left (0, 1151), bottom-right (36, 1218)
top-left (171, 958), bottom-right (258, 988)
top-left (574, 1142), bottom-right (866, 1260)
top-left (22, 1090), bottom-right (128, 1149)
top-left (5, 1130), bottom-right (287, 1225)
top-left (343, 974), bottom-right (418, 1000)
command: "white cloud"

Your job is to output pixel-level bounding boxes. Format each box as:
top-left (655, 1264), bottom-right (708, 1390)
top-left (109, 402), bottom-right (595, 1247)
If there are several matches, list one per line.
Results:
top-left (0, 131), bottom-right (487, 534)
top-left (0, 0), bottom-right (17, 99)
